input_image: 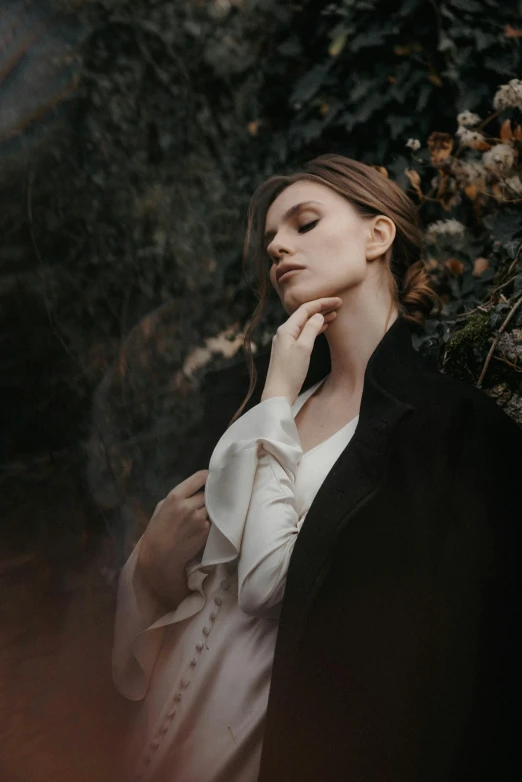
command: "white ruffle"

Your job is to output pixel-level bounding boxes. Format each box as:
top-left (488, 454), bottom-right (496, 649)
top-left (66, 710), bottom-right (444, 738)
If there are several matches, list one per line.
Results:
top-left (201, 396), bottom-right (302, 568)
top-left (113, 396), bottom-right (303, 699)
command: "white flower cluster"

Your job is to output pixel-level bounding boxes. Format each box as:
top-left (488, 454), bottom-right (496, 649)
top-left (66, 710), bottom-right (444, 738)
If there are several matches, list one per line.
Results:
top-left (457, 111), bottom-right (481, 127)
top-left (456, 126), bottom-right (487, 148)
top-left (493, 79), bottom-right (522, 111)
top-left (451, 159), bottom-right (486, 186)
top-left (425, 219), bottom-right (467, 242)
top-left (405, 138), bottom-right (421, 151)
top-left (483, 142), bottom-right (517, 173)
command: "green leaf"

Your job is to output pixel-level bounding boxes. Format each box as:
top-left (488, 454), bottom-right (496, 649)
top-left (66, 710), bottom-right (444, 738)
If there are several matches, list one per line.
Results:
top-left (449, 0), bottom-right (484, 11)
top-left (415, 82), bottom-right (431, 112)
top-left (386, 114), bottom-right (413, 140)
top-left (484, 211), bottom-right (522, 244)
top-left (290, 62), bottom-right (332, 104)
top-left (277, 38), bottom-right (302, 57)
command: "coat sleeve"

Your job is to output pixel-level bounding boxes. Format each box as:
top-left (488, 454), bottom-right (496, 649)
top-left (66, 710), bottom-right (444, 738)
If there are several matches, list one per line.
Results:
top-left (202, 395), bottom-right (304, 617)
top-left (427, 400), bottom-right (522, 780)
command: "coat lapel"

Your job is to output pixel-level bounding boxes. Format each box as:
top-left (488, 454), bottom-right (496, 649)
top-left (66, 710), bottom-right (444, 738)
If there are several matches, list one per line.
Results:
top-left (274, 360), bottom-right (415, 662)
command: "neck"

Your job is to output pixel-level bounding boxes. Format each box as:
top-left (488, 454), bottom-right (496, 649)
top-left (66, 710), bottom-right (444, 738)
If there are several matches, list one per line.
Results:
top-left (320, 284), bottom-right (399, 400)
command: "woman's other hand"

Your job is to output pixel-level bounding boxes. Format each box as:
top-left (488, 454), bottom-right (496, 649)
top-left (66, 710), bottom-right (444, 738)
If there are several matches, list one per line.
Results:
top-left (261, 297), bottom-right (342, 405)
top-left (136, 469), bottom-right (211, 610)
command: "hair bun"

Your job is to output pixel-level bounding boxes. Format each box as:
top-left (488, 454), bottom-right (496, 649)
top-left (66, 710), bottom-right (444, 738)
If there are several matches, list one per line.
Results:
top-left (399, 260), bottom-right (443, 329)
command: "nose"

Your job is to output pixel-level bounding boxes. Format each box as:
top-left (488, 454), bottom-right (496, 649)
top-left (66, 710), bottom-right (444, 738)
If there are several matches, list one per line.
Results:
top-left (268, 240), bottom-right (289, 261)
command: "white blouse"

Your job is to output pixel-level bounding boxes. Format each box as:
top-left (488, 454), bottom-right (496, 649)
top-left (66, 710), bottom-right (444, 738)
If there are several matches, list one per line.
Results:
top-left (112, 374), bottom-right (360, 782)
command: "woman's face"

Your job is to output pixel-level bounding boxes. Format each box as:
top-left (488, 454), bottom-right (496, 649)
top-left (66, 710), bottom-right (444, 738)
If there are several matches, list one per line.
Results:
top-left (264, 180), bottom-right (374, 313)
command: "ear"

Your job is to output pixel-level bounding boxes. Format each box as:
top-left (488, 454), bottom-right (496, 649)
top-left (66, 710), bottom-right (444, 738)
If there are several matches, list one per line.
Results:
top-left (365, 215), bottom-right (396, 261)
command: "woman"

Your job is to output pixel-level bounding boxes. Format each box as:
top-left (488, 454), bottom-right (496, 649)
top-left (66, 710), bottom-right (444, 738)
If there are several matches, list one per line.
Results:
top-left (113, 154), bottom-right (522, 782)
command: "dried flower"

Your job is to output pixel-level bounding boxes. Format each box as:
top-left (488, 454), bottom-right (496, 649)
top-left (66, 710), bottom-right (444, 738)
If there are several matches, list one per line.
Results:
top-left (455, 126), bottom-right (489, 149)
top-left (406, 138), bottom-right (421, 151)
top-left (425, 219), bottom-right (467, 242)
top-left (483, 142), bottom-right (517, 173)
top-left (427, 132), bottom-right (453, 165)
top-left (493, 79), bottom-right (522, 111)
top-left (444, 259), bottom-right (465, 277)
top-left (472, 257), bottom-right (489, 277)
top-left (504, 175), bottom-right (522, 195)
top-left (208, 0), bottom-right (232, 19)
top-left (457, 111), bottom-right (481, 127)
top-left (451, 159), bottom-right (486, 186)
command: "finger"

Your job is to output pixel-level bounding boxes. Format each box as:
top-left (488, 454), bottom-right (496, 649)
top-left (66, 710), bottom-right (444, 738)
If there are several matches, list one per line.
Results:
top-left (281, 298), bottom-right (341, 340)
top-left (189, 508), bottom-right (211, 537)
top-left (194, 518), bottom-right (211, 541)
top-left (168, 469), bottom-right (209, 500)
top-left (187, 490), bottom-right (207, 510)
top-left (322, 311), bottom-right (337, 322)
top-left (193, 505), bottom-right (210, 523)
top-left (319, 311), bottom-right (337, 331)
top-left (296, 312), bottom-right (327, 349)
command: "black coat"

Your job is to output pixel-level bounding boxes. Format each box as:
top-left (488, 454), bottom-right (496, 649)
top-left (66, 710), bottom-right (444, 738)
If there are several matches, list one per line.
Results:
top-left (191, 315), bottom-right (522, 782)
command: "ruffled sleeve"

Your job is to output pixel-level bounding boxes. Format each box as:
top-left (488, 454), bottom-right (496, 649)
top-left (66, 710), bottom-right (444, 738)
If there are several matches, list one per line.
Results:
top-left (112, 394), bottom-right (304, 699)
top-left (202, 395), bottom-right (303, 616)
top-left (112, 537), bottom-right (211, 701)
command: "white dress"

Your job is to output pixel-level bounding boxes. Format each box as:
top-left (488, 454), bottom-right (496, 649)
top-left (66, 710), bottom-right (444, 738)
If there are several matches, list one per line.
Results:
top-left (112, 374), bottom-right (360, 782)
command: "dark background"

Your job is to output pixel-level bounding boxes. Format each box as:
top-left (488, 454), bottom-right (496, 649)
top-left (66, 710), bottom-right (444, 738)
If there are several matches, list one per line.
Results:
top-left (0, 1), bottom-right (521, 779)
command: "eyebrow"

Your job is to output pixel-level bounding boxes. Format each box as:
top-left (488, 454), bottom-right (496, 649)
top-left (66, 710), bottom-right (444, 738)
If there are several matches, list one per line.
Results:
top-left (263, 200), bottom-right (323, 249)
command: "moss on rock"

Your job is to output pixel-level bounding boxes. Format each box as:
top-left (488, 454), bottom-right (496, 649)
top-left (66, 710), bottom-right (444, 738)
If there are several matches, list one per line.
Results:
top-left (443, 313), bottom-right (491, 384)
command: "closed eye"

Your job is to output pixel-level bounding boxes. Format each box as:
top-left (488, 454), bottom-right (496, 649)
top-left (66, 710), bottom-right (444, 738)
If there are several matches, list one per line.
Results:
top-left (298, 219), bottom-right (319, 234)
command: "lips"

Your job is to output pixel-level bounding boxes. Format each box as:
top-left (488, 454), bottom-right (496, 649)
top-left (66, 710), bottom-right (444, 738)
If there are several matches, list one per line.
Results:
top-left (276, 266), bottom-right (304, 284)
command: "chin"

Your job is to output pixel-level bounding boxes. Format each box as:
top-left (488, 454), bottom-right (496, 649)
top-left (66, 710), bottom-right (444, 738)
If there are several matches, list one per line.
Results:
top-left (283, 286), bottom-right (331, 312)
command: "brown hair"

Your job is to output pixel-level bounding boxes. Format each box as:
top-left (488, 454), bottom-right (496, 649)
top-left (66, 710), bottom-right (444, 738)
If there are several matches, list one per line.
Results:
top-left (229, 153), bottom-right (442, 426)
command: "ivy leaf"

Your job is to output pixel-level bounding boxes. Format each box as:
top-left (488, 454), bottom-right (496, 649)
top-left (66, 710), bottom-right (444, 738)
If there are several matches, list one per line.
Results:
top-left (416, 82), bottom-right (431, 112)
top-left (387, 114), bottom-right (413, 140)
top-left (484, 211), bottom-right (522, 244)
top-left (328, 26), bottom-right (349, 57)
top-left (504, 241), bottom-right (521, 260)
top-left (354, 90), bottom-right (388, 123)
top-left (277, 38), bottom-right (302, 57)
top-left (448, 0), bottom-right (483, 11)
top-left (290, 62), bottom-right (331, 104)
top-left (473, 30), bottom-right (496, 51)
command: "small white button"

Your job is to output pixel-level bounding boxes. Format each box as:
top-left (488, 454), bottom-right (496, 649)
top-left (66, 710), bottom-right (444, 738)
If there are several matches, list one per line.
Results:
top-left (202, 626), bottom-right (210, 636)
top-left (214, 596), bottom-right (222, 606)
top-left (220, 579), bottom-right (230, 590)
top-left (209, 610), bottom-right (217, 621)
top-left (160, 724), bottom-right (168, 735)
top-left (167, 708), bottom-right (176, 718)
top-left (196, 641), bottom-right (204, 651)
top-left (174, 692), bottom-right (182, 702)
top-left (190, 657), bottom-right (197, 666)
top-left (181, 677), bottom-right (190, 688)
top-left (151, 739), bottom-right (160, 750)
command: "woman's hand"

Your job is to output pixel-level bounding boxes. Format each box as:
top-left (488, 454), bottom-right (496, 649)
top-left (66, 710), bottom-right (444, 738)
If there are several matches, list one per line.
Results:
top-left (137, 469), bottom-right (211, 610)
top-left (261, 297), bottom-right (342, 406)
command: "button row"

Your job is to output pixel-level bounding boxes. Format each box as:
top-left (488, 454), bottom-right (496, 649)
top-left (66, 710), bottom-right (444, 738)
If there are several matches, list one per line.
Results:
top-left (137, 580), bottom-right (228, 778)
